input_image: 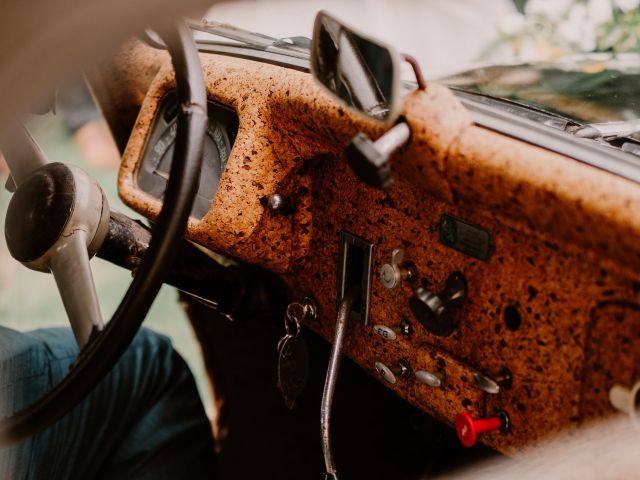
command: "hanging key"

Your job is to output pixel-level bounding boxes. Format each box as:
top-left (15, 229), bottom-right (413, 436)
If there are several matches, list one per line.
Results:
top-left (277, 299), bottom-right (317, 409)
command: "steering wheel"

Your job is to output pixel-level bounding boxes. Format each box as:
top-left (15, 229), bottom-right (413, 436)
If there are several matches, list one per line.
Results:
top-left (0, 21), bottom-right (207, 446)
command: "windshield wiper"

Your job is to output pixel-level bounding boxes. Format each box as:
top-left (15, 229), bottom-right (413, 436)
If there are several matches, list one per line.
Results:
top-left (186, 18), bottom-right (310, 60)
top-left (573, 120), bottom-right (640, 140)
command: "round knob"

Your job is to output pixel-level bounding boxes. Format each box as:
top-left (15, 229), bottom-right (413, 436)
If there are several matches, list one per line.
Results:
top-left (455, 412), bottom-right (507, 447)
top-left (408, 273), bottom-right (467, 337)
top-left (409, 287), bottom-right (453, 336)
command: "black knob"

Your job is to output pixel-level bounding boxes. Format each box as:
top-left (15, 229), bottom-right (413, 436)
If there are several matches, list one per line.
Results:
top-left (344, 122), bottom-right (411, 190)
top-left (345, 132), bottom-right (392, 189)
top-left (409, 272), bottom-right (467, 337)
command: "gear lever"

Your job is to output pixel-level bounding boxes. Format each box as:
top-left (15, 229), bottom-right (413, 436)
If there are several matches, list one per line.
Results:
top-left (321, 284), bottom-right (361, 480)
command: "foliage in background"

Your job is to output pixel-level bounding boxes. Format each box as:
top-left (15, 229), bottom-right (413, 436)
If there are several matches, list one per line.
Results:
top-left (490, 0), bottom-right (640, 61)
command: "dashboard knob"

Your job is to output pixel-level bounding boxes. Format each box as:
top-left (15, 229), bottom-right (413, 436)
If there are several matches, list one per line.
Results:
top-left (345, 122), bottom-right (411, 189)
top-left (409, 272), bottom-right (467, 337)
top-left (455, 411), bottom-right (508, 447)
top-left (374, 359), bottom-right (411, 385)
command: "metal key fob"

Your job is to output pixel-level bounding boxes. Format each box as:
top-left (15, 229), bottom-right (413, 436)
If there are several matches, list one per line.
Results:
top-left (277, 301), bottom-right (315, 409)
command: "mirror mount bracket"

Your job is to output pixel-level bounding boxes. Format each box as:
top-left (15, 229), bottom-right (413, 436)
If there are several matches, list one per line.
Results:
top-left (344, 122), bottom-right (411, 189)
top-left (402, 54), bottom-right (426, 91)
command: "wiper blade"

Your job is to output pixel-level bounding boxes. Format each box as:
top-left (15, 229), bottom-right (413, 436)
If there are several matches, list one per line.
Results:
top-left (186, 18), bottom-right (310, 60)
top-left (449, 87), bottom-right (580, 132)
top-left (573, 120), bottom-right (640, 140)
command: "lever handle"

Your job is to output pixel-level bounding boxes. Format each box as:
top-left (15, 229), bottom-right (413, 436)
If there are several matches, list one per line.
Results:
top-left (345, 122), bottom-right (411, 189)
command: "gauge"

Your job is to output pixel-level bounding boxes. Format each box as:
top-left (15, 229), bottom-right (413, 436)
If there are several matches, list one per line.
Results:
top-left (137, 91), bottom-right (239, 219)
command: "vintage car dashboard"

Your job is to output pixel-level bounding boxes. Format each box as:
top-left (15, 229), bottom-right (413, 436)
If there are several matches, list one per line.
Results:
top-left (115, 42), bottom-right (640, 454)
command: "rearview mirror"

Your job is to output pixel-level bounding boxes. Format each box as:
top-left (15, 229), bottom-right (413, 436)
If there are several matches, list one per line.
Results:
top-left (311, 11), bottom-right (402, 124)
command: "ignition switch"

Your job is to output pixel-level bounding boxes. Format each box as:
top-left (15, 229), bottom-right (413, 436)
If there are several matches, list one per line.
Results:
top-left (380, 249), bottom-right (416, 289)
top-left (409, 272), bottom-right (467, 337)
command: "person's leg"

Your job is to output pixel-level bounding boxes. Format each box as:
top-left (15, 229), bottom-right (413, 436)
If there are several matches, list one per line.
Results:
top-left (0, 326), bottom-right (216, 480)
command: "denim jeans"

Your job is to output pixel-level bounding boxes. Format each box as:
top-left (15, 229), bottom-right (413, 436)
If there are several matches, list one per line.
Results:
top-left (0, 326), bottom-right (216, 479)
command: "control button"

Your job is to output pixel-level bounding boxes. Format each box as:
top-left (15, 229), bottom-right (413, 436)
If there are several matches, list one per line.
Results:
top-left (409, 272), bottom-right (467, 337)
top-left (473, 368), bottom-right (512, 394)
top-left (380, 249), bottom-right (415, 289)
top-left (373, 324), bottom-right (397, 341)
top-left (415, 370), bottom-right (442, 388)
top-left (375, 361), bottom-right (396, 384)
top-left (455, 411), bottom-right (509, 447)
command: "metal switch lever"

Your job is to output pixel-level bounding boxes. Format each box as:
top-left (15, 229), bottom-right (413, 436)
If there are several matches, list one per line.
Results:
top-left (375, 359), bottom-right (410, 385)
top-left (415, 370), bottom-right (442, 388)
top-left (609, 382), bottom-right (640, 422)
top-left (345, 122), bottom-right (411, 189)
top-left (473, 368), bottom-right (512, 394)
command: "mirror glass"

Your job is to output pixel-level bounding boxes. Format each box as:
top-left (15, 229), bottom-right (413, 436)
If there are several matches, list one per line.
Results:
top-left (311, 11), bottom-right (401, 124)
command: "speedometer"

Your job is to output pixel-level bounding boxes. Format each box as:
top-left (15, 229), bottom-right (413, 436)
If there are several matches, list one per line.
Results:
top-left (137, 91), bottom-right (239, 219)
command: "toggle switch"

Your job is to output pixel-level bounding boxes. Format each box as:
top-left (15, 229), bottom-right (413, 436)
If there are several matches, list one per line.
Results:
top-left (455, 411), bottom-right (510, 447)
top-left (374, 359), bottom-right (411, 385)
top-left (473, 368), bottom-right (512, 394)
top-left (609, 381), bottom-right (640, 422)
top-left (415, 370), bottom-right (443, 388)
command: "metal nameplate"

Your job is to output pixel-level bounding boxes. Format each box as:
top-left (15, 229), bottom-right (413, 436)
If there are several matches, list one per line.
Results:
top-left (438, 213), bottom-right (493, 261)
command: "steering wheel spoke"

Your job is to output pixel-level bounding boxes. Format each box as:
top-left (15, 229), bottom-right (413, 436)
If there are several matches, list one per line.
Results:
top-left (0, 124), bottom-right (48, 186)
top-left (50, 231), bottom-right (104, 348)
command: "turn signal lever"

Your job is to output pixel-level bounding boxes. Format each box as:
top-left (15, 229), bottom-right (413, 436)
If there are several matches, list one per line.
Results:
top-left (345, 122), bottom-right (411, 189)
top-left (409, 272), bottom-right (467, 337)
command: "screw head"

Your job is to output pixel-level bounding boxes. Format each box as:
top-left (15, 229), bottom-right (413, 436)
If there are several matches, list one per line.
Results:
top-left (267, 194), bottom-right (284, 211)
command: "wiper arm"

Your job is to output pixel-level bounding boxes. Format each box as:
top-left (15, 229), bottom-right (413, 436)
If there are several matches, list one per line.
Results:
top-left (574, 119), bottom-right (640, 140)
top-left (186, 18), bottom-right (310, 60)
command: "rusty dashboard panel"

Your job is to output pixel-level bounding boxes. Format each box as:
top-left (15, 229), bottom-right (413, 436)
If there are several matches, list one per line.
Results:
top-left (118, 48), bottom-right (640, 453)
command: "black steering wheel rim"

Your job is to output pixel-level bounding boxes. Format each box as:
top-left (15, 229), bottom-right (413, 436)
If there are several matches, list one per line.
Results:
top-left (0, 21), bottom-right (207, 446)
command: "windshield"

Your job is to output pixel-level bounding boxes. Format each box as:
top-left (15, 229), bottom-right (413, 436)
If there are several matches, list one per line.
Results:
top-left (442, 54), bottom-right (640, 125)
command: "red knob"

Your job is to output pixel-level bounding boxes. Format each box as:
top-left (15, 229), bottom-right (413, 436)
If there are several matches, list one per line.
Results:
top-left (455, 412), bottom-right (503, 447)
